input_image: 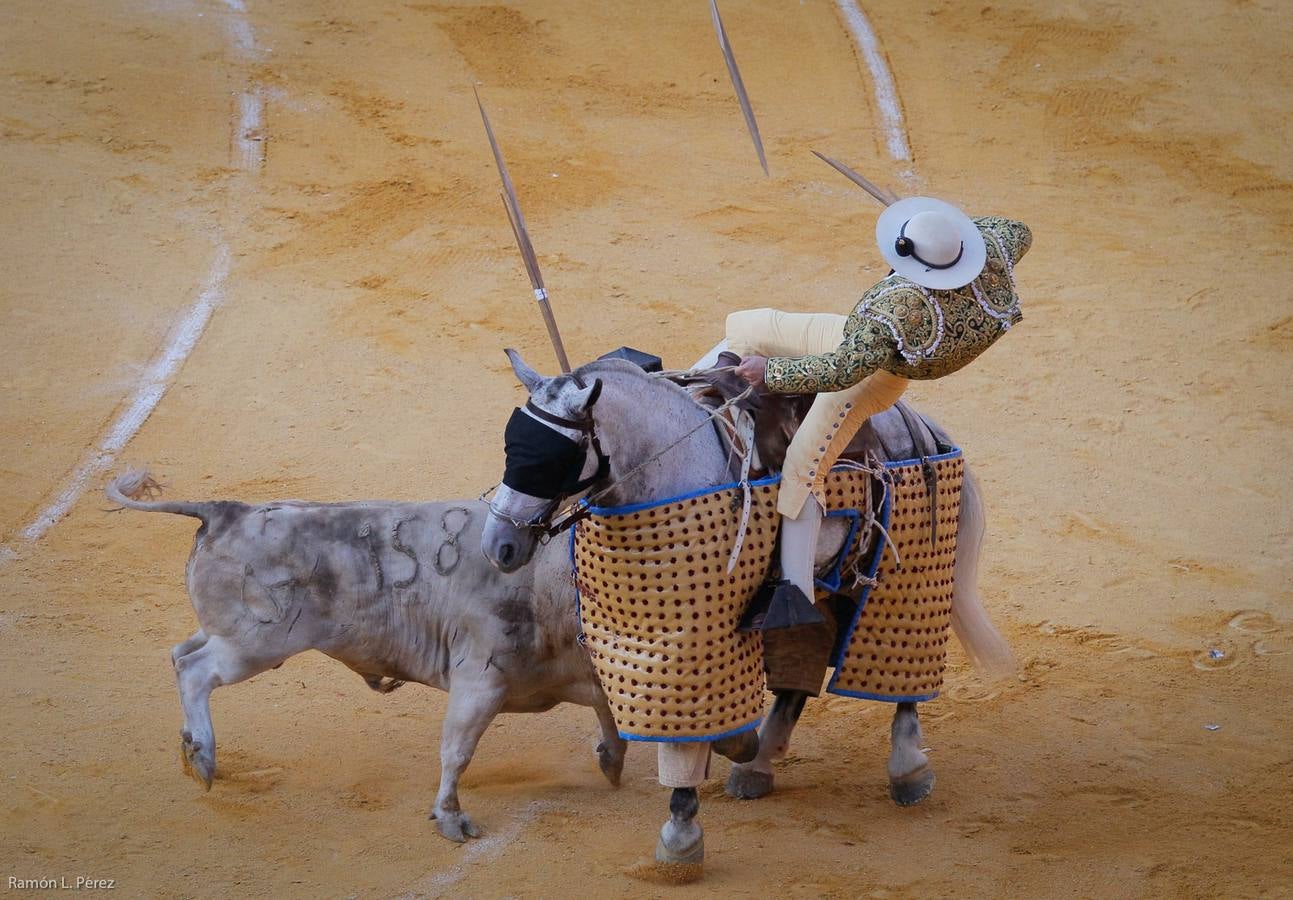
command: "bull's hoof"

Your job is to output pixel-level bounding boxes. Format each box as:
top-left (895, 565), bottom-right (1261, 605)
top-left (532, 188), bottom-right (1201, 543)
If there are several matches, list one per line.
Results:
top-left (889, 765), bottom-right (936, 807)
top-left (712, 730), bottom-right (759, 765)
top-left (180, 729), bottom-right (214, 790)
top-left (597, 740), bottom-right (625, 787)
top-left (725, 764), bottom-right (773, 800)
top-left (432, 809), bottom-right (481, 843)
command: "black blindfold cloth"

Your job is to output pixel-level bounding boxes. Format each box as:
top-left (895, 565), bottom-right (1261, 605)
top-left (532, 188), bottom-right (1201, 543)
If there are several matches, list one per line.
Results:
top-left (503, 408), bottom-right (587, 499)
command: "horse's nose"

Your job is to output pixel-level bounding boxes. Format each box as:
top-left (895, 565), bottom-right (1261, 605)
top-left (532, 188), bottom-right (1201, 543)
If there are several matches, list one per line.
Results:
top-left (497, 542), bottom-right (517, 568)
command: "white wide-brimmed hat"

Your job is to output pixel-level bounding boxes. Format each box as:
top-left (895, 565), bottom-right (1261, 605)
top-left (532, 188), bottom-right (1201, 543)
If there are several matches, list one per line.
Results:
top-left (876, 196), bottom-right (986, 290)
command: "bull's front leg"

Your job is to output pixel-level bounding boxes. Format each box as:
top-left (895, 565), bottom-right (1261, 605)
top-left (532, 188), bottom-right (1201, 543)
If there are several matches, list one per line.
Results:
top-left (432, 674), bottom-right (507, 842)
top-left (888, 701), bottom-right (935, 806)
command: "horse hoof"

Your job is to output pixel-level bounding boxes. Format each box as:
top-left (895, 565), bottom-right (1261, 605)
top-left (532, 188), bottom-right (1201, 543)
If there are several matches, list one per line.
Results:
top-left (597, 740), bottom-right (625, 787)
top-left (890, 766), bottom-right (936, 807)
top-left (725, 765), bottom-right (773, 800)
top-left (433, 810), bottom-right (481, 843)
top-left (655, 832), bottom-right (704, 866)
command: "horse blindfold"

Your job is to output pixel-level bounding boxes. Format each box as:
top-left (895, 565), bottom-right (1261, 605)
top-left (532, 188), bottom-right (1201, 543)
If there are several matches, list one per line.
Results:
top-left (503, 408), bottom-right (593, 499)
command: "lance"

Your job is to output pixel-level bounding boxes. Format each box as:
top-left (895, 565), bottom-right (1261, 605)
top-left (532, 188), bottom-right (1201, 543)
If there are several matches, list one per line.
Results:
top-left (474, 86), bottom-right (573, 374)
top-left (811, 149), bottom-right (900, 206)
top-left (710, 0), bottom-right (768, 176)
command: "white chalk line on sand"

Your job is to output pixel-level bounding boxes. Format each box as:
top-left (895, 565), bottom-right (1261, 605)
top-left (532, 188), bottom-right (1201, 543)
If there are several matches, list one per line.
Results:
top-left (1, 0), bottom-right (261, 561)
top-left (236, 88), bottom-right (266, 170)
top-left (402, 800), bottom-right (557, 897)
top-left (835, 0), bottom-right (912, 170)
top-left (16, 246), bottom-right (231, 545)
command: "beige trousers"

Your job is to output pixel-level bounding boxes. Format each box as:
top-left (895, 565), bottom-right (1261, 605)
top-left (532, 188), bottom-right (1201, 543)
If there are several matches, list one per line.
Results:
top-left (658, 742), bottom-right (711, 788)
top-left (727, 308), bottom-right (910, 517)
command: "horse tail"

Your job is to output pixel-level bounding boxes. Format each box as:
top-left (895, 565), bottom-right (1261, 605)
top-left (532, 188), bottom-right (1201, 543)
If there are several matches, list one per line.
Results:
top-left (950, 464), bottom-right (1016, 679)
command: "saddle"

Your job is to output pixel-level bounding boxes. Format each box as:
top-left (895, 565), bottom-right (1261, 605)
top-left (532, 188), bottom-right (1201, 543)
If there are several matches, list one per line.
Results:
top-left (673, 351), bottom-right (945, 477)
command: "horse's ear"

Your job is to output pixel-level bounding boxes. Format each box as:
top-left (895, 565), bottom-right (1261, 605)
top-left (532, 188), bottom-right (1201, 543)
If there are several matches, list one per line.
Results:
top-left (504, 348), bottom-right (543, 393)
top-left (583, 378), bottom-right (603, 410)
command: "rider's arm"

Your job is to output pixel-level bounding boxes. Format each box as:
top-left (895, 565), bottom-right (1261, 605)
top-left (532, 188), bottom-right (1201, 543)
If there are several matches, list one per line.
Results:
top-left (763, 314), bottom-right (897, 394)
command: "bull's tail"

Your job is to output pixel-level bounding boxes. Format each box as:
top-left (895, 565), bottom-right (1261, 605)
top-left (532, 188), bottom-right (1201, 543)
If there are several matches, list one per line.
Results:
top-left (106, 469), bottom-right (213, 522)
top-left (950, 464), bottom-right (1016, 680)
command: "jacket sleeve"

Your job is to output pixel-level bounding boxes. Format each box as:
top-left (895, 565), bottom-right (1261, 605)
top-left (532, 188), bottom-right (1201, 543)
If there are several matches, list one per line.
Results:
top-left (763, 314), bottom-right (897, 394)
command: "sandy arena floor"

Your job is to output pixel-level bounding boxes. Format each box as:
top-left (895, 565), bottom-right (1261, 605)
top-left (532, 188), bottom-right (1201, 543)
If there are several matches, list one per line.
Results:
top-left (2, 0), bottom-right (1290, 896)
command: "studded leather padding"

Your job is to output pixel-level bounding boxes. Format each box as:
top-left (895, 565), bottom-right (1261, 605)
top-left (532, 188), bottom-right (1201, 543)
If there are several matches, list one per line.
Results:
top-left (829, 453), bottom-right (964, 701)
top-left (573, 481), bottom-right (778, 740)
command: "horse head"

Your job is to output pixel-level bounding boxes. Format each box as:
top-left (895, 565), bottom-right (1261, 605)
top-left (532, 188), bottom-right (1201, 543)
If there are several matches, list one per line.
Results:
top-left (481, 349), bottom-right (608, 572)
top-left (481, 348), bottom-right (733, 573)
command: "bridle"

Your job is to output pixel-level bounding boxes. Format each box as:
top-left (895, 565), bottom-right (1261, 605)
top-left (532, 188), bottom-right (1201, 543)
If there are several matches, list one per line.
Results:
top-left (483, 395), bottom-right (610, 542)
top-left (483, 376), bottom-right (755, 543)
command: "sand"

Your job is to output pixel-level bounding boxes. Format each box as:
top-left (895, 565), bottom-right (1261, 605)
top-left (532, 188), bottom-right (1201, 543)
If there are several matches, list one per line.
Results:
top-left (1, 0), bottom-right (1289, 896)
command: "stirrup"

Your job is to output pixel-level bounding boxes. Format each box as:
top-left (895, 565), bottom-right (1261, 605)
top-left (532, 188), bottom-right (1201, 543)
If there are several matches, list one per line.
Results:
top-left (738, 579), bottom-right (825, 631)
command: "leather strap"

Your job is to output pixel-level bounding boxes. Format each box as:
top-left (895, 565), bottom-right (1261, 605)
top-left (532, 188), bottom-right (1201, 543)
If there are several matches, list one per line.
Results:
top-left (525, 400), bottom-right (594, 433)
top-left (893, 402), bottom-right (940, 549)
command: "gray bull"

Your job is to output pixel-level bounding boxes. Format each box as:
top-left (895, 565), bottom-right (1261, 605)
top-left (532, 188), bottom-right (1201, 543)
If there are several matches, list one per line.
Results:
top-left (106, 473), bottom-right (626, 842)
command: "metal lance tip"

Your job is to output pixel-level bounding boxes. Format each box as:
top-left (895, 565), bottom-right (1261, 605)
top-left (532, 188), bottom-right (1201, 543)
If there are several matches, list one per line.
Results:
top-left (474, 86), bottom-right (572, 374)
top-left (710, 0), bottom-right (768, 176)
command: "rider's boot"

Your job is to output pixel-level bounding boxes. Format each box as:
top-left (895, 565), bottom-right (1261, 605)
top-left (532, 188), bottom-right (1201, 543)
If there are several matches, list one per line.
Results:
top-left (758, 498), bottom-right (836, 695)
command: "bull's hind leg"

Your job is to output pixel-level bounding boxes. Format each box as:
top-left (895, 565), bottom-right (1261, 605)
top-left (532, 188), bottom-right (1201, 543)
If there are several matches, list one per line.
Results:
top-left (726, 690), bottom-right (807, 799)
top-left (432, 674), bottom-right (507, 842)
top-left (173, 634), bottom-right (292, 789)
top-left (888, 702), bottom-right (935, 806)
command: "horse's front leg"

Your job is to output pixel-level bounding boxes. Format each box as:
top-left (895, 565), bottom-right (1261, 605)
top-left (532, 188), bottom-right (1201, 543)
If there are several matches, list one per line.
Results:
top-left (888, 701), bottom-right (935, 805)
top-left (725, 690), bottom-right (808, 799)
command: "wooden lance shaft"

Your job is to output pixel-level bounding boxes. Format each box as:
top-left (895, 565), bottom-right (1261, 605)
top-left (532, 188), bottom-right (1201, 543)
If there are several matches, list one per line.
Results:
top-left (811, 150), bottom-right (900, 207)
top-left (498, 191), bottom-right (572, 373)
top-left (476, 87), bottom-right (572, 374)
top-left (710, 0), bottom-right (767, 176)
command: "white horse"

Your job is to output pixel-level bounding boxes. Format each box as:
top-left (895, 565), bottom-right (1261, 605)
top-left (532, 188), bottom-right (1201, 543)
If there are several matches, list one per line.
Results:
top-left (481, 350), bottom-right (1011, 868)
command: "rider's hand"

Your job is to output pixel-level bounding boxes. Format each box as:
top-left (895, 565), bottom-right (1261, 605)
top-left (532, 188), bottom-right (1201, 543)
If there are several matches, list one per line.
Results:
top-left (736, 355), bottom-right (768, 388)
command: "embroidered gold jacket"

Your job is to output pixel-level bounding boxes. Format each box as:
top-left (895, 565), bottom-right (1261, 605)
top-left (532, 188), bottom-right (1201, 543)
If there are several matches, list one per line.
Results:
top-left (765, 216), bottom-right (1032, 394)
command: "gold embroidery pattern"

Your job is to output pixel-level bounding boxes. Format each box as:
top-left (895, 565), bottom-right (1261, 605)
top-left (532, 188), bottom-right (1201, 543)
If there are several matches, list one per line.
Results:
top-left (765, 217), bottom-right (1031, 394)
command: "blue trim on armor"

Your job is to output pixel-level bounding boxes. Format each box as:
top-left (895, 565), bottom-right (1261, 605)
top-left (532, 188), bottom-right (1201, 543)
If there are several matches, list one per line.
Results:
top-left (827, 689), bottom-right (940, 703)
top-left (618, 716), bottom-right (762, 743)
top-left (883, 447), bottom-right (962, 469)
top-left (814, 509), bottom-right (862, 594)
top-left (584, 474), bottom-right (781, 517)
top-left (824, 485), bottom-right (892, 686)
top-left (569, 526), bottom-right (581, 622)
